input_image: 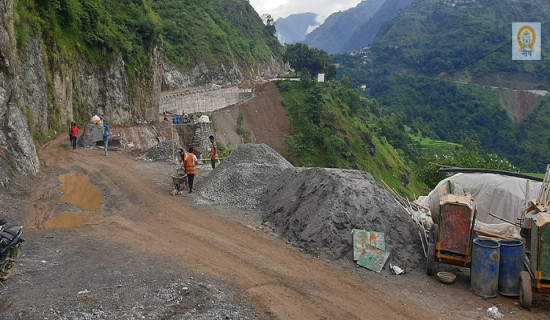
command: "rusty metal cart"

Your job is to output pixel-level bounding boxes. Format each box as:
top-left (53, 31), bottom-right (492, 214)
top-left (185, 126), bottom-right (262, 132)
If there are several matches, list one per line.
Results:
top-left (427, 194), bottom-right (477, 275)
top-left (171, 168), bottom-right (187, 192)
top-left (519, 212), bottom-right (550, 308)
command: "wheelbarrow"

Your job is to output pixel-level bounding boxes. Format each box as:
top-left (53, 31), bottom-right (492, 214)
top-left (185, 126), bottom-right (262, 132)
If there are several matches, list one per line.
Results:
top-left (171, 168), bottom-right (188, 192)
top-left (519, 211), bottom-right (550, 309)
top-left (427, 194), bottom-right (477, 275)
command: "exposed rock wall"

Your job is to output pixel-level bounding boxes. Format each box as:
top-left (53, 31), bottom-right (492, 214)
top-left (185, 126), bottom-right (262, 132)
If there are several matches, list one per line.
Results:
top-left (0, 0), bottom-right (284, 184)
top-left (162, 57), bottom-right (286, 91)
top-left (0, 0), bottom-right (161, 181)
top-left (0, 0), bottom-right (40, 184)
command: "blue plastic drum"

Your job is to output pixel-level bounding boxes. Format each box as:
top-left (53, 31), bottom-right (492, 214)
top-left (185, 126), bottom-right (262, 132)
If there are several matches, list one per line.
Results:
top-left (498, 239), bottom-right (525, 296)
top-left (471, 239), bottom-right (500, 298)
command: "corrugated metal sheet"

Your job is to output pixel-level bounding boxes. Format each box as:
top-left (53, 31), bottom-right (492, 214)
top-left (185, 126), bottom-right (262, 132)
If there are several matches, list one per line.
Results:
top-left (353, 229), bottom-right (389, 273)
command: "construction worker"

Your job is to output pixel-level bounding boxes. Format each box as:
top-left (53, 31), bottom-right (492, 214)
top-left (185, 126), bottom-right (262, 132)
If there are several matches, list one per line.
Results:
top-left (209, 135), bottom-right (218, 169)
top-left (184, 147), bottom-right (198, 193)
top-left (70, 123), bottom-right (79, 149)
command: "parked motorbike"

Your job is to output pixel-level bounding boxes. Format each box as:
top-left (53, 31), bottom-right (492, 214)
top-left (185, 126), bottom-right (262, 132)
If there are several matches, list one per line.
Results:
top-left (0, 220), bottom-right (23, 281)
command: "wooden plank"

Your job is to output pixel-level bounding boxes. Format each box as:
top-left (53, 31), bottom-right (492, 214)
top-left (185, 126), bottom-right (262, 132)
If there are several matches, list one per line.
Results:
top-left (380, 179), bottom-right (407, 207)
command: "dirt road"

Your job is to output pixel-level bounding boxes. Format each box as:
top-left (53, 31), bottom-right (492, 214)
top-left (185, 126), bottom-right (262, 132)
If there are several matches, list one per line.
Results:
top-left (1, 133), bottom-right (549, 319)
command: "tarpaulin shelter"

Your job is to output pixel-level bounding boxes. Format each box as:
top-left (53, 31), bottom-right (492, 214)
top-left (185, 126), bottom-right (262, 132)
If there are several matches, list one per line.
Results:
top-left (426, 173), bottom-right (542, 225)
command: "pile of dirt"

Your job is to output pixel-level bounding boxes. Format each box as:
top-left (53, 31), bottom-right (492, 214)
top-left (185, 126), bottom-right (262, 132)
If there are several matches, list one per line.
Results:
top-left (261, 167), bottom-right (423, 268)
top-left (196, 143), bottom-right (423, 270)
top-left (195, 143), bottom-right (293, 210)
top-left (140, 141), bottom-right (184, 162)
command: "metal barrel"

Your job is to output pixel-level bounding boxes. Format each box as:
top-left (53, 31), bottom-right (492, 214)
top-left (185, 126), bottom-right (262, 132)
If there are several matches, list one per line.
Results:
top-left (498, 239), bottom-right (525, 297)
top-left (471, 239), bottom-right (500, 298)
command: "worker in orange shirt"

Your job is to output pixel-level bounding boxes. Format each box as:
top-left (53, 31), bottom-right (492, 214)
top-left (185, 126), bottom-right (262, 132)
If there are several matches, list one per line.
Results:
top-left (209, 135), bottom-right (218, 169)
top-left (184, 147), bottom-right (198, 193)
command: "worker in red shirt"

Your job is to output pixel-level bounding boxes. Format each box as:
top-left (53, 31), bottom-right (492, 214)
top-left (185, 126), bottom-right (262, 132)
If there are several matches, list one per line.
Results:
top-left (70, 123), bottom-right (79, 149)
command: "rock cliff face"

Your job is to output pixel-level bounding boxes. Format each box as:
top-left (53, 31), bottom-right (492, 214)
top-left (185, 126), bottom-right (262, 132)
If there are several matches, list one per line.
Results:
top-left (0, 0), bottom-right (284, 186)
top-left (162, 56), bottom-right (286, 91)
top-left (0, 0), bottom-right (40, 186)
top-left (0, 0), bottom-right (162, 183)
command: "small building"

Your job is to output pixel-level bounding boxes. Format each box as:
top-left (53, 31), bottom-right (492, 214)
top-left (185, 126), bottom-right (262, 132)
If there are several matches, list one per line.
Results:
top-left (317, 73), bottom-right (325, 83)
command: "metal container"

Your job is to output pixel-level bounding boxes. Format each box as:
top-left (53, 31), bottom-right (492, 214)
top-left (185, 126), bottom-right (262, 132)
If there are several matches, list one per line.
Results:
top-left (471, 238), bottom-right (500, 298)
top-left (498, 239), bottom-right (525, 296)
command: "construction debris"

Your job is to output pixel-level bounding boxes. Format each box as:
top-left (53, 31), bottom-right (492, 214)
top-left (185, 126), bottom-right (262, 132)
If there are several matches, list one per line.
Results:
top-left (140, 141), bottom-right (184, 162)
top-left (390, 264), bottom-right (406, 275)
top-left (195, 143), bottom-right (293, 210)
top-left (353, 229), bottom-right (390, 273)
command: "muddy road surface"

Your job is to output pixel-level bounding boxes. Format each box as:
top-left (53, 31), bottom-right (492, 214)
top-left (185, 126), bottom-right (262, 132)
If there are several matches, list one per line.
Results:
top-left (0, 133), bottom-right (548, 319)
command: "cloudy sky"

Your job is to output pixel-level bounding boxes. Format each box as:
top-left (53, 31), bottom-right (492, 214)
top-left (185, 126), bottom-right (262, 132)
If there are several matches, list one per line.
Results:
top-left (249, 0), bottom-right (363, 23)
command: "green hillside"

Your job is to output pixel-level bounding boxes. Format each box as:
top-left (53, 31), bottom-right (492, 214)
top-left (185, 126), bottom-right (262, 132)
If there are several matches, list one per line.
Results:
top-left (15, 0), bottom-right (282, 81)
top-left (153, 0), bottom-right (282, 71)
top-left (276, 80), bottom-right (427, 197)
top-left (335, 0), bottom-right (550, 173)
top-left (15, 0), bottom-right (159, 76)
top-left (369, 0), bottom-right (550, 81)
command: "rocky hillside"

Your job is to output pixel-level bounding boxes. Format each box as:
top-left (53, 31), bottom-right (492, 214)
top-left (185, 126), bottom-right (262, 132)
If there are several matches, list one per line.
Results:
top-left (0, 0), bottom-right (284, 184)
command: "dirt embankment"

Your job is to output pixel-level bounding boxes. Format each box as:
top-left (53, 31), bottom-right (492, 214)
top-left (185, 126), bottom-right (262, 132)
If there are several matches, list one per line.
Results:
top-left (213, 82), bottom-right (290, 156)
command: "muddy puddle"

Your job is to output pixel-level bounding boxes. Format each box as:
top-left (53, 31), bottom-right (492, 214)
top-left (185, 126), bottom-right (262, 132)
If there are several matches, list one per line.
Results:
top-left (45, 213), bottom-right (98, 229)
top-left (58, 172), bottom-right (104, 211)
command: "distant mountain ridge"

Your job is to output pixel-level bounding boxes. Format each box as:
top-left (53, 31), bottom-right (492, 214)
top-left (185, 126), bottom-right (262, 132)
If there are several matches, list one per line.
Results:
top-left (275, 13), bottom-right (318, 44)
top-left (342, 0), bottom-right (415, 52)
top-left (304, 0), bottom-right (413, 54)
top-left (335, 0), bottom-right (550, 172)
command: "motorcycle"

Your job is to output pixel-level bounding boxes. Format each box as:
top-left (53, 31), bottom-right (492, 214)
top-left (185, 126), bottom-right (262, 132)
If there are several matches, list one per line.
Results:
top-left (0, 220), bottom-right (24, 281)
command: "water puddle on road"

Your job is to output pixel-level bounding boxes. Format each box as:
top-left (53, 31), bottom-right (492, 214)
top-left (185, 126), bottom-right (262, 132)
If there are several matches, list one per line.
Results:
top-left (57, 172), bottom-right (104, 211)
top-left (45, 213), bottom-right (96, 229)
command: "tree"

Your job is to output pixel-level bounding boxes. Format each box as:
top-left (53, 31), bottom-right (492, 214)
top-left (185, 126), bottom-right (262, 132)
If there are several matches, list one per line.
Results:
top-left (261, 14), bottom-right (276, 36)
top-left (283, 43), bottom-right (337, 80)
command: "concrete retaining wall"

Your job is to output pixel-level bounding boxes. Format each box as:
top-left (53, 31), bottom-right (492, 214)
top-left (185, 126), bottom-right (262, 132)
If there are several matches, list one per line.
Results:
top-left (160, 86), bottom-right (253, 115)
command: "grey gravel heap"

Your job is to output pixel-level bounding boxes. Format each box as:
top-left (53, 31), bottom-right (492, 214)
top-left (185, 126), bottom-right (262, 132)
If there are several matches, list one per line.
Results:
top-left (195, 143), bottom-right (292, 210)
top-left (142, 141), bottom-right (184, 162)
top-left (261, 167), bottom-right (422, 267)
top-left (196, 143), bottom-right (423, 269)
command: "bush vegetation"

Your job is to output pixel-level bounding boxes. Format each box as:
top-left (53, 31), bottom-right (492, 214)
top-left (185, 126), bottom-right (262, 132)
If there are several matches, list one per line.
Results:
top-left (276, 80), bottom-right (426, 197)
top-left (152, 0), bottom-right (282, 71)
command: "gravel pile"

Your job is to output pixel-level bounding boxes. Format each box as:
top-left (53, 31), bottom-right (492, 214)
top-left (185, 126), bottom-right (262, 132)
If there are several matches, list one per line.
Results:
top-left (195, 143), bottom-right (293, 211)
top-left (261, 168), bottom-right (423, 268)
top-left (196, 143), bottom-right (423, 270)
top-left (141, 141), bottom-right (184, 162)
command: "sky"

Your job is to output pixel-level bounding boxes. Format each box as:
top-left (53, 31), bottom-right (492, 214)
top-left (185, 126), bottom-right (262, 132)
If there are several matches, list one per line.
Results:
top-left (249, 0), bottom-right (363, 24)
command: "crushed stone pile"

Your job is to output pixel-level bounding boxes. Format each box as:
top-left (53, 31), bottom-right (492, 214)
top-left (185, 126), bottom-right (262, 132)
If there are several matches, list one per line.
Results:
top-left (261, 168), bottom-right (423, 268)
top-left (141, 141), bottom-right (183, 162)
top-left (195, 143), bottom-right (293, 210)
top-left (196, 143), bottom-right (423, 270)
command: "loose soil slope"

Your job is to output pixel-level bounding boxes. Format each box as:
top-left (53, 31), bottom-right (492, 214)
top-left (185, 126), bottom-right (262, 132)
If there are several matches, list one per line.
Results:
top-left (213, 82), bottom-right (290, 156)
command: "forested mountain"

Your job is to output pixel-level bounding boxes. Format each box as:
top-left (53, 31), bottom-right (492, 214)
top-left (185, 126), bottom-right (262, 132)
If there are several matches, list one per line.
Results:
top-left (275, 13), bottom-right (318, 44)
top-left (342, 0), bottom-right (415, 52)
top-left (335, 0), bottom-right (550, 172)
top-left (304, 0), bottom-right (387, 54)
